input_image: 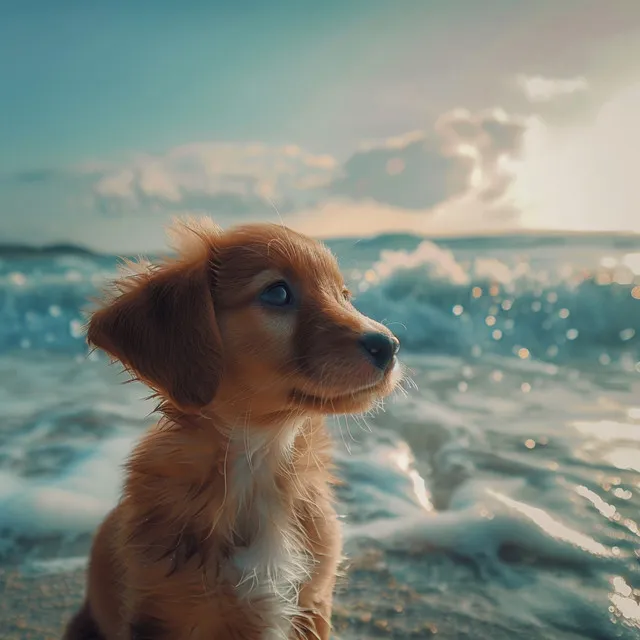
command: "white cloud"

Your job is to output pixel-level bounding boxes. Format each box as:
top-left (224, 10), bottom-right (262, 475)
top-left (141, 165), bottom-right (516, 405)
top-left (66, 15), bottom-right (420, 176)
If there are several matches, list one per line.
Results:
top-left (516, 74), bottom-right (589, 102)
top-left (284, 108), bottom-right (529, 239)
top-left (84, 107), bottom-right (527, 232)
top-left (73, 103), bottom-right (538, 243)
top-left (90, 142), bottom-right (339, 215)
top-left (92, 169), bottom-right (136, 200)
top-left (435, 108), bottom-right (528, 201)
top-left (328, 108), bottom-right (527, 210)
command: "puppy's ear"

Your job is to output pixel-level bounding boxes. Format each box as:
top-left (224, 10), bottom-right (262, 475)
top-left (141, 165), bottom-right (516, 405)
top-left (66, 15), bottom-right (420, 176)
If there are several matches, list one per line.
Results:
top-left (87, 246), bottom-right (222, 414)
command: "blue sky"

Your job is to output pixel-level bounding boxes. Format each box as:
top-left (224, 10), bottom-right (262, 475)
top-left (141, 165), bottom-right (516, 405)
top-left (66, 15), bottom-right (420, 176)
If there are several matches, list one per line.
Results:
top-left (2, 0), bottom-right (640, 252)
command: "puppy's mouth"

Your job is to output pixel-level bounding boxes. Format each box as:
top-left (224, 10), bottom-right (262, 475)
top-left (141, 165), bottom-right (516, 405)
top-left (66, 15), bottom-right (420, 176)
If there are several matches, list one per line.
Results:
top-left (289, 361), bottom-right (401, 412)
top-left (289, 382), bottom-right (383, 408)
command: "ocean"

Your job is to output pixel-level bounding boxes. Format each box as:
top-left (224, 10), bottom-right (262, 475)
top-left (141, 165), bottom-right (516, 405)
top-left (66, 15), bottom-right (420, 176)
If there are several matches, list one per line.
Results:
top-left (0, 232), bottom-right (639, 639)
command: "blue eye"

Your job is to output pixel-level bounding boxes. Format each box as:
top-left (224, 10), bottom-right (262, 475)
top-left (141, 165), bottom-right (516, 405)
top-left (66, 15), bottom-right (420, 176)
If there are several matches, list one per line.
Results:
top-left (259, 282), bottom-right (294, 307)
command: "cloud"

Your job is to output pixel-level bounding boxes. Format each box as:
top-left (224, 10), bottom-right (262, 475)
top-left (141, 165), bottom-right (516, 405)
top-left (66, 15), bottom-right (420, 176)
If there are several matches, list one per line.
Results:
top-left (327, 131), bottom-right (473, 209)
top-left (78, 105), bottom-right (530, 240)
top-left (516, 74), bottom-right (589, 103)
top-left (89, 142), bottom-right (338, 218)
top-left (286, 110), bottom-right (529, 238)
top-left (84, 104), bottom-right (528, 227)
top-left (435, 108), bottom-right (527, 202)
top-left (326, 108), bottom-right (527, 210)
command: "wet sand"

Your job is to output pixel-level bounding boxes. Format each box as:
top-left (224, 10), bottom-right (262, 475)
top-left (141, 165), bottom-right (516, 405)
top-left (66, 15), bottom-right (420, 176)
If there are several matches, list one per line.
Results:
top-left (1, 546), bottom-right (587, 640)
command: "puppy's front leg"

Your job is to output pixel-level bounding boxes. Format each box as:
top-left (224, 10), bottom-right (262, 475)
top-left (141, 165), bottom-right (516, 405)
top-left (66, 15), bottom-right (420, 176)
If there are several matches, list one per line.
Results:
top-left (124, 589), bottom-right (211, 640)
top-left (126, 591), bottom-right (267, 640)
top-left (294, 499), bottom-right (342, 640)
top-left (129, 615), bottom-right (172, 640)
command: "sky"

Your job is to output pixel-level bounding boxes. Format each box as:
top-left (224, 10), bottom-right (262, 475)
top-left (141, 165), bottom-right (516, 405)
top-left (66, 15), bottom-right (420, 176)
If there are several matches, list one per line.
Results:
top-left (1, 0), bottom-right (640, 252)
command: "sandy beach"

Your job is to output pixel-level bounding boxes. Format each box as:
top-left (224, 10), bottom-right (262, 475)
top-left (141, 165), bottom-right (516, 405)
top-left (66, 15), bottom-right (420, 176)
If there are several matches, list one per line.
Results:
top-left (1, 550), bottom-right (441, 640)
top-left (1, 544), bottom-right (592, 640)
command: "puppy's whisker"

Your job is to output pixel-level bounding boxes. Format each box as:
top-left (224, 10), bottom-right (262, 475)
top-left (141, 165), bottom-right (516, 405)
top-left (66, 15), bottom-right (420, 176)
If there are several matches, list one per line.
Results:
top-left (343, 409), bottom-right (358, 445)
top-left (382, 320), bottom-right (408, 331)
top-left (334, 410), bottom-right (352, 456)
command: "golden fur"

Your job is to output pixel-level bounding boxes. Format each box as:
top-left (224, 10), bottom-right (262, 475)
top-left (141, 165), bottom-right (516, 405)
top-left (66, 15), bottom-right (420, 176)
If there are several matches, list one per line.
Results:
top-left (63, 217), bottom-right (401, 639)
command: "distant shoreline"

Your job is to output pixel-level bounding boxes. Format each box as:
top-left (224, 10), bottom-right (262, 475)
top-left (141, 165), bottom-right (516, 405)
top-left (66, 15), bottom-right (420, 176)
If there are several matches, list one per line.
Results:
top-left (2, 228), bottom-right (640, 259)
top-left (0, 243), bottom-right (102, 258)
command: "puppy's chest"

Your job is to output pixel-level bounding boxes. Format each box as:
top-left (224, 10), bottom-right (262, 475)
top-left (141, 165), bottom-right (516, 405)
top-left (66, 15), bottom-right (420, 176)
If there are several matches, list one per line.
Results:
top-left (221, 455), bottom-right (313, 638)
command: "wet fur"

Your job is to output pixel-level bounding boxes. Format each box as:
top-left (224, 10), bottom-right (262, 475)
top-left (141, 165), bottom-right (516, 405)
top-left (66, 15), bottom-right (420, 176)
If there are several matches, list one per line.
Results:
top-left (63, 217), bottom-right (400, 639)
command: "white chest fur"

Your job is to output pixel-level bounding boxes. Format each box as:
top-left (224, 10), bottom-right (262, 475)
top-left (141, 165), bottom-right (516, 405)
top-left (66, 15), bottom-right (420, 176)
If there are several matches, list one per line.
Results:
top-left (222, 424), bottom-right (312, 639)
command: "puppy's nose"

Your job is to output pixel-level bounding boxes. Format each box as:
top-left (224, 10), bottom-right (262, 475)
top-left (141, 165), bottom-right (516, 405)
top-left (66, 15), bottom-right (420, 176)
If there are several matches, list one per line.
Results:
top-left (359, 332), bottom-right (400, 370)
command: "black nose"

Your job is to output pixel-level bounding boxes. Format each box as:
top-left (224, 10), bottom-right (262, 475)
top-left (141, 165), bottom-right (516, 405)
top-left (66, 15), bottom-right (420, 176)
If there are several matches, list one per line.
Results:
top-left (359, 332), bottom-right (400, 370)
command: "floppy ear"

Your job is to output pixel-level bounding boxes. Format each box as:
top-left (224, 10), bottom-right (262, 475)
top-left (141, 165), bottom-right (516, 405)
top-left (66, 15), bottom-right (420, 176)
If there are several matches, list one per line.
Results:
top-left (87, 253), bottom-right (222, 413)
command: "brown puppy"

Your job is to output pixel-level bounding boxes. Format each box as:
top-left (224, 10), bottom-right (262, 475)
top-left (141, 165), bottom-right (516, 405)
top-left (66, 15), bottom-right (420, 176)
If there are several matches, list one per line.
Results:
top-left (63, 217), bottom-right (401, 640)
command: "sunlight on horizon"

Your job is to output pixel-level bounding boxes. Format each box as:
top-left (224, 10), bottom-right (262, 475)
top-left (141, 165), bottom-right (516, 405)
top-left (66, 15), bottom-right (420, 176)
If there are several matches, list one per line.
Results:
top-left (295, 83), bottom-right (640, 241)
top-left (512, 83), bottom-right (640, 234)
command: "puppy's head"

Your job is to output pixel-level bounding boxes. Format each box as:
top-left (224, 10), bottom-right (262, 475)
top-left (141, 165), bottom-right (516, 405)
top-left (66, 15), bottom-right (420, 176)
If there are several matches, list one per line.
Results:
top-left (87, 217), bottom-right (401, 418)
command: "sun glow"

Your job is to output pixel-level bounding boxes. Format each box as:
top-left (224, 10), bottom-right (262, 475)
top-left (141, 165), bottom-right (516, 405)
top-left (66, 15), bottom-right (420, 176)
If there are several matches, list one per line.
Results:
top-left (511, 83), bottom-right (640, 233)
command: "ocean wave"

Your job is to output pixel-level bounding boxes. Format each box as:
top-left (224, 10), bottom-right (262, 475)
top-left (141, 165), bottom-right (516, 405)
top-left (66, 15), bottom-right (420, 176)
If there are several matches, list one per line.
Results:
top-left (350, 240), bottom-right (640, 365)
top-left (0, 239), bottom-right (639, 368)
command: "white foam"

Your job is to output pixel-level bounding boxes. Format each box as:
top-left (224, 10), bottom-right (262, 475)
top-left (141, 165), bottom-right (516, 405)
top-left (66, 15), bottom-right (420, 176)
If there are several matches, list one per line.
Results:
top-left (21, 556), bottom-right (88, 576)
top-left (345, 475), bottom-right (625, 570)
top-left (0, 433), bottom-right (134, 539)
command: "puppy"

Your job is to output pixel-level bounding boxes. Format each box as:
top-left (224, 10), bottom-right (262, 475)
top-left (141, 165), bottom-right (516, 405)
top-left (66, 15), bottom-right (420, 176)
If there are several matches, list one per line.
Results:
top-left (63, 218), bottom-right (401, 640)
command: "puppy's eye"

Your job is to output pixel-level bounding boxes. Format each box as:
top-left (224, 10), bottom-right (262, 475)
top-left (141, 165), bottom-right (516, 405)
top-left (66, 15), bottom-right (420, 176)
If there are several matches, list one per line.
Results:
top-left (260, 282), bottom-right (294, 307)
